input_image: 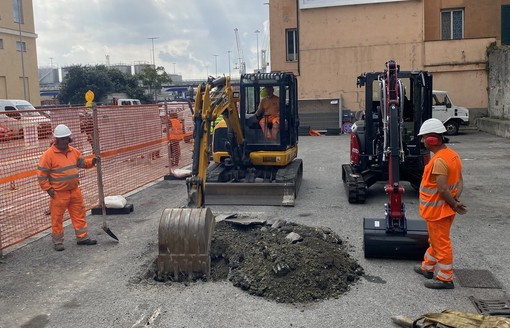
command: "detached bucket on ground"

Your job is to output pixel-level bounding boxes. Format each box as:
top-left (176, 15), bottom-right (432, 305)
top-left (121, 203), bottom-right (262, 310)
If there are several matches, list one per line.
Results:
top-left (157, 208), bottom-right (215, 280)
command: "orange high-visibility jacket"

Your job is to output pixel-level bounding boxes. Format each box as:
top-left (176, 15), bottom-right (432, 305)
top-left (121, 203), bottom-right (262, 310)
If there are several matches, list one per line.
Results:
top-left (169, 118), bottom-right (184, 141)
top-left (419, 147), bottom-right (462, 221)
top-left (37, 145), bottom-right (94, 191)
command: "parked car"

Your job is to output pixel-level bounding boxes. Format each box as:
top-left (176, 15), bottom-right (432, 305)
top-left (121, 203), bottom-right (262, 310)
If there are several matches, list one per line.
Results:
top-left (0, 123), bottom-right (15, 142)
top-left (0, 99), bottom-right (52, 139)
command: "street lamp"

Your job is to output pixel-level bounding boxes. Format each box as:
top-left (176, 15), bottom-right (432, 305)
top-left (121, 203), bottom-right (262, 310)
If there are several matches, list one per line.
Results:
top-left (147, 36), bottom-right (159, 67)
top-left (254, 30), bottom-right (260, 71)
top-left (213, 54), bottom-right (219, 77)
top-left (227, 50), bottom-right (231, 77)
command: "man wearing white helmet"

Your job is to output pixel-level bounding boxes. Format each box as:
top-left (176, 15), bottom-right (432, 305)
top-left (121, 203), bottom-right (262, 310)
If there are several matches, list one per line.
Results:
top-left (413, 118), bottom-right (466, 289)
top-left (37, 124), bottom-right (99, 251)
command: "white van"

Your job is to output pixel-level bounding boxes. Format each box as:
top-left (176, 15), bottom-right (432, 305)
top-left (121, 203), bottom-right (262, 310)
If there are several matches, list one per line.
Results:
top-left (0, 99), bottom-right (52, 139)
top-left (117, 98), bottom-right (141, 106)
top-left (432, 90), bottom-right (469, 135)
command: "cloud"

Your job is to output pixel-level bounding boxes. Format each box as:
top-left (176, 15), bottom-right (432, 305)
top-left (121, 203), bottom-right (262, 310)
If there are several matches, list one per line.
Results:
top-left (34, 0), bottom-right (270, 80)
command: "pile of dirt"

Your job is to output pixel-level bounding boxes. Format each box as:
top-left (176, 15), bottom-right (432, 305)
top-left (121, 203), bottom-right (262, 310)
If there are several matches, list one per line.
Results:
top-left (209, 218), bottom-right (364, 303)
top-left (151, 217), bottom-right (364, 304)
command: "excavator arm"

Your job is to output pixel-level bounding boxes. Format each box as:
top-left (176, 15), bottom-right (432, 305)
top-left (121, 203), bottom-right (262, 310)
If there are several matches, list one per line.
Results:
top-left (187, 76), bottom-right (242, 207)
top-left (381, 60), bottom-right (407, 233)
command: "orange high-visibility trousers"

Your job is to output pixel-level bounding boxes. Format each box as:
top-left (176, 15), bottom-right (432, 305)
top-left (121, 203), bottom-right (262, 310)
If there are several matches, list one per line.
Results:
top-left (422, 215), bottom-right (455, 282)
top-left (50, 188), bottom-right (89, 244)
top-left (259, 115), bottom-right (280, 139)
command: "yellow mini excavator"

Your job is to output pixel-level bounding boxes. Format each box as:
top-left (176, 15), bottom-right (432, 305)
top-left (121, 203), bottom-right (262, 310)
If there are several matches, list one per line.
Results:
top-left (158, 73), bottom-right (303, 280)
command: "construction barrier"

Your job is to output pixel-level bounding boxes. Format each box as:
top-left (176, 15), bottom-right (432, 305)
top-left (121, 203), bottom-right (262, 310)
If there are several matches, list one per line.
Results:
top-left (0, 103), bottom-right (194, 254)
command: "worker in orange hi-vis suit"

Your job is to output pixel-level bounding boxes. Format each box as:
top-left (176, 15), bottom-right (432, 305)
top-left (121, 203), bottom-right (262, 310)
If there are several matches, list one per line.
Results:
top-left (413, 118), bottom-right (467, 289)
top-left (168, 112), bottom-right (183, 166)
top-left (37, 124), bottom-right (99, 251)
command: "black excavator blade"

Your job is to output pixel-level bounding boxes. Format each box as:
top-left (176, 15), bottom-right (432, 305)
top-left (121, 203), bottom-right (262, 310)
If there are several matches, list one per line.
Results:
top-left (363, 218), bottom-right (429, 260)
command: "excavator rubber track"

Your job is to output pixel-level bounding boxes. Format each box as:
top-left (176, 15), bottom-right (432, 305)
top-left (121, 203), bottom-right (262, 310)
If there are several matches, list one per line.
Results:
top-left (341, 164), bottom-right (367, 204)
top-left (205, 159), bottom-right (303, 207)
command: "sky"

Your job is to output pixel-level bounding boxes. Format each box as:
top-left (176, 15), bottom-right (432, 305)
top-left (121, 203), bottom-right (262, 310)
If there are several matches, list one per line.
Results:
top-left (33, 0), bottom-right (270, 81)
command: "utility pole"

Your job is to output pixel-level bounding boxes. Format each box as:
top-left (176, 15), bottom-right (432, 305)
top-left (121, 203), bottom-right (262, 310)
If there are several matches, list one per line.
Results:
top-left (227, 50), bottom-right (231, 77)
top-left (213, 54), bottom-right (218, 77)
top-left (147, 36), bottom-right (159, 67)
top-left (254, 30), bottom-right (260, 72)
top-left (147, 36), bottom-right (159, 103)
top-left (172, 62), bottom-right (176, 74)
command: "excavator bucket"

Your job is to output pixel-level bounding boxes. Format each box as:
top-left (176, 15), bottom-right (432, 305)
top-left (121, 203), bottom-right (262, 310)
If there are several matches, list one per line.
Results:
top-left (363, 218), bottom-right (429, 260)
top-left (157, 208), bottom-right (215, 280)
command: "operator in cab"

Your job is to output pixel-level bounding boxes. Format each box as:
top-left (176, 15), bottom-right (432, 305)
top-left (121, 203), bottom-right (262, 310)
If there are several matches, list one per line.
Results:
top-left (255, 86), bottom-right (279, 139)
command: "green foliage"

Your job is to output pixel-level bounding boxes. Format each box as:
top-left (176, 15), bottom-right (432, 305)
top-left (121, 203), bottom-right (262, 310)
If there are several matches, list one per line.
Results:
top-left (58, 65), bottom-right (150, 105)
top-left (136, 66), bottom-right (172, 102)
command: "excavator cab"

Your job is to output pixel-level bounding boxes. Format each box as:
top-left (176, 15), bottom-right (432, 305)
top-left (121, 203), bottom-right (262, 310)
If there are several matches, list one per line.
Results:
top-left (212, 73), bottom-right (299, 161)
top-left (342, 69), bottom-right (433, 204)
top-left (206, 73), bottom-right (302, 206)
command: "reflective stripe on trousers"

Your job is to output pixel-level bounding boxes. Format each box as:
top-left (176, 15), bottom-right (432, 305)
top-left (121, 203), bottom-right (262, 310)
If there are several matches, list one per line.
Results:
top-left (50, 188), bottom-right (89, 243)
top-left (422, 215), bottom-right (455, 282)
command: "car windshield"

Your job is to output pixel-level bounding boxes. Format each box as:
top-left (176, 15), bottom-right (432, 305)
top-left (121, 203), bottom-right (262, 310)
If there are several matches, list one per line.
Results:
top-left (16, 104), bottom-right (36, 110)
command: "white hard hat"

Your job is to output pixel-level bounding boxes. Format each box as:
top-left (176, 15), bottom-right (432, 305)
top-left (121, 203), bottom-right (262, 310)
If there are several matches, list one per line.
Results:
top-left (54, 124), bottom-right (72, 138)
top-left (418, 118), bottom-right (446, 136)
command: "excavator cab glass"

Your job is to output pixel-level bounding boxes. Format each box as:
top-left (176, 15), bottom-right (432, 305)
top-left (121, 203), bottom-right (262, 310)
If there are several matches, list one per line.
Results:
top-left (243, 84), bottom-right (282, 146)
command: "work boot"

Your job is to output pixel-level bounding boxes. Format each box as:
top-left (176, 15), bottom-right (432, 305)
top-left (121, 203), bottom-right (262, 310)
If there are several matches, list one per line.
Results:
top-left (413, 264), bottom-right (433, 279)
top-left (53, 243), bottom-right (65, 251)
top-left (424, 278), bottom-right (454, 289)
top-left (76, 238), bottom-right (97, 246)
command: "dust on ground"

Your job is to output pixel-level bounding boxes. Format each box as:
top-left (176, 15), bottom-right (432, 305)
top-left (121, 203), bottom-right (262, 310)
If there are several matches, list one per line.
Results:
top-left (152, 217), bottom-right (364, 304)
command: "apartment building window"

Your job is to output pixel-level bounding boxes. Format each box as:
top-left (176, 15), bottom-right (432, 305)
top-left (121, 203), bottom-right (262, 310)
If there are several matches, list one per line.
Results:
top-left (441, 9), bottom-right (464, 40)
top-left (13, 0), bottom-right (24, 24)
top-left (286, 29), bottom-right (299, 62)
top-left (16, 41), bottom-right (26, 52)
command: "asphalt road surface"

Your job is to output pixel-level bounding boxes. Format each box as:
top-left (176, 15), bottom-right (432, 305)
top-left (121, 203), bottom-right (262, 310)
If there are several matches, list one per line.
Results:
top-left (1, 129), bottom-right (509, 328)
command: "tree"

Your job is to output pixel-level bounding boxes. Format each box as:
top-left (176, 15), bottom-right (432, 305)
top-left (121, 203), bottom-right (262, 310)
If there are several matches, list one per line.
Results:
top-left (58, 65), bottom-right (112, 105)
top-left (136, 66), bottom-right (172, 103)
top-left (58, 65), bottom-right (150, 105)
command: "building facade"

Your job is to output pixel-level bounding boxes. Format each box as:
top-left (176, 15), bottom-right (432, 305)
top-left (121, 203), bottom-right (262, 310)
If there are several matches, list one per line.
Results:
top-left (269, 0), bottom-right (509, 126)
top-left (0, 0), bottom-right (40, 105)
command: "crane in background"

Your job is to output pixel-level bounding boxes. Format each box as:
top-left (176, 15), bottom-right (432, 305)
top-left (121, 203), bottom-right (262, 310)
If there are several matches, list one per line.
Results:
top-left (234, 28), bottom-right (246, 76)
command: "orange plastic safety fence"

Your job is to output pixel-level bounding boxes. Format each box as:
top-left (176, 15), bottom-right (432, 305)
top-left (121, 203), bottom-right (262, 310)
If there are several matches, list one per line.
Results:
top-left (0, 104), bottom-right (194, 252)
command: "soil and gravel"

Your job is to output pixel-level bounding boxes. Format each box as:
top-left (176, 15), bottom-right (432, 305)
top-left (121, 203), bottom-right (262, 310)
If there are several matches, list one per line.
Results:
top-left (150, 216), bottom-right (364, 304)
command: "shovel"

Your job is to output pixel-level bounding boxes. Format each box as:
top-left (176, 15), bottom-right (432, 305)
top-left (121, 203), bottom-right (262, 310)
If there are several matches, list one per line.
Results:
top-left (91, 104), bottom-right (119, 241)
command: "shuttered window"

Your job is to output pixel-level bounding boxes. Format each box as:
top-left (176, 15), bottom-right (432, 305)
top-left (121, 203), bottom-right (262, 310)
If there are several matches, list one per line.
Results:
top-left (286, 29), bottom-right (299, 62)
top-left (441, 9), bottom-right (464, 40)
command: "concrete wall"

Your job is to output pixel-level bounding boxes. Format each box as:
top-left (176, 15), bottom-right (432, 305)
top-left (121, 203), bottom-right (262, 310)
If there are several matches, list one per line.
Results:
top-left (488, 46), bottom-right (510, 119)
